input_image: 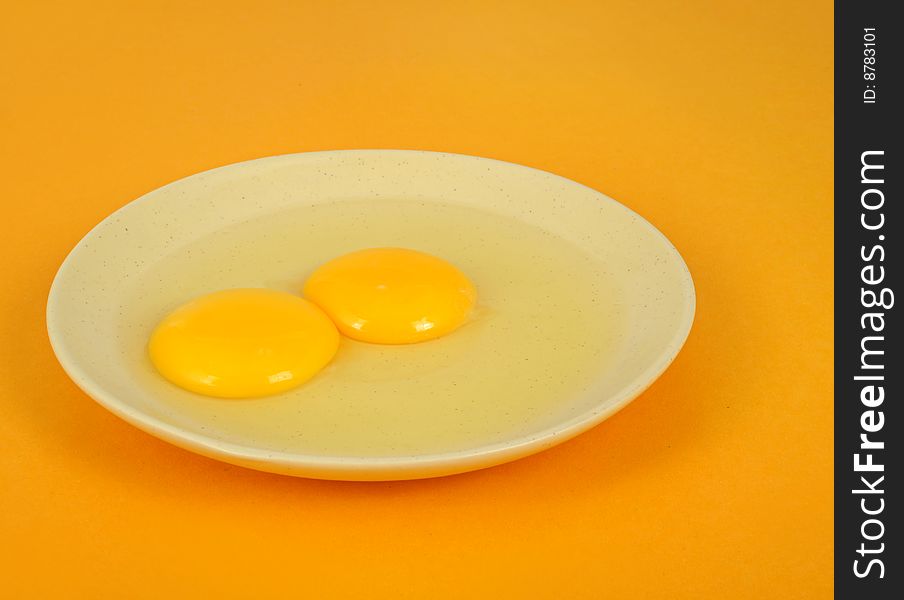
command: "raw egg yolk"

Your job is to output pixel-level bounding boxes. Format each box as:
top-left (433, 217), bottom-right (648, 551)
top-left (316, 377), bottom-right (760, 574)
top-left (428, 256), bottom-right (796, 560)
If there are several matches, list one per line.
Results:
top-left (148, 288), bottom-right (339, 398)
top-left (303, 248), bottom-right (477, 344)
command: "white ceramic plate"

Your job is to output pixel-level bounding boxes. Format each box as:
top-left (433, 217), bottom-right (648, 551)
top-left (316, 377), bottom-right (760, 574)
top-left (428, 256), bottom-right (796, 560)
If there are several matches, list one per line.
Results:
top-left (47, 150), bottom-right (695, 480)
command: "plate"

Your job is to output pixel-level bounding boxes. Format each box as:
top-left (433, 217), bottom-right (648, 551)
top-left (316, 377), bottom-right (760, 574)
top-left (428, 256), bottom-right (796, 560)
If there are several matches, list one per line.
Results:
top-left (46, 150), bottom-right (695, 480)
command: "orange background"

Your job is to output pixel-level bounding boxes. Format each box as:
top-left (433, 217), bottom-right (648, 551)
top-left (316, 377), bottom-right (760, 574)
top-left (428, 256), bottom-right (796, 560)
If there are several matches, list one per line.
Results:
top-left (0, 1), bottom-right (832, 598)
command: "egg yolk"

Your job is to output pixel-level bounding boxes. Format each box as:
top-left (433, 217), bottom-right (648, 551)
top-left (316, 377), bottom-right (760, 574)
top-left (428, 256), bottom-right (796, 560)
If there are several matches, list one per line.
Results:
top-left (303, 248), bottom-right (477, 344)
top-left (148, 288), bottom-right (339, 398)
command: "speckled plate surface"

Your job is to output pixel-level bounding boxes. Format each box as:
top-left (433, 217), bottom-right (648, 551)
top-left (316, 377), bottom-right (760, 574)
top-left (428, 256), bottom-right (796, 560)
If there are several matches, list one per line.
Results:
top-left (46, 150), bottom-right (695, 480)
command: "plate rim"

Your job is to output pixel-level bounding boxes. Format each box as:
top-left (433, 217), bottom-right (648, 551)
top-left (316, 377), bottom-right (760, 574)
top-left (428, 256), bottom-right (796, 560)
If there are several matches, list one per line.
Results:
top-left (46, 149), bottom-right (696, 479)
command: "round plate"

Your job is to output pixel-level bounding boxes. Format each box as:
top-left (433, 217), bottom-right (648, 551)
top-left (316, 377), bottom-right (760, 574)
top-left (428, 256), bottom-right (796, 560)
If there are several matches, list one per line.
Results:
top-left (47, 150), bottom-right (695, 480)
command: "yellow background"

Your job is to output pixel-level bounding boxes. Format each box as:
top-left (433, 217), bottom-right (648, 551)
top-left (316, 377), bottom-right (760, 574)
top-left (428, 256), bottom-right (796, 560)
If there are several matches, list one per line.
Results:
top-left (0, 1), bottom-right (832, 598)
